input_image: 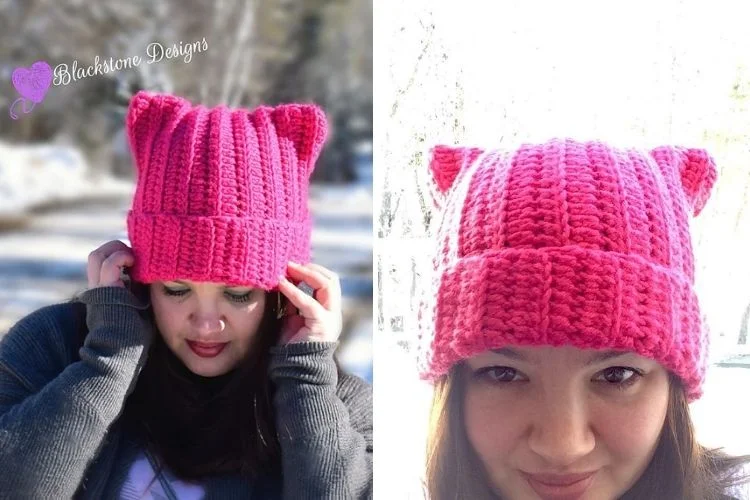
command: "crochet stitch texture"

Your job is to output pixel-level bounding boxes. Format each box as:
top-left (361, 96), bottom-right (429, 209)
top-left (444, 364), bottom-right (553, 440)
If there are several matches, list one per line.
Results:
top-left (418, 138), bottom-right (717, 401)
top-left (125, 91), bottom-right (327, 289)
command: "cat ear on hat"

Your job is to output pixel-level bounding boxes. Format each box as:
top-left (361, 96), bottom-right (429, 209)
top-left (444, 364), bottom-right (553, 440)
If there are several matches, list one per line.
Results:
top-left (428, 145), bottom-right (484, 194)
top-left (649, 146), bottom-right (718, 216)
top-left (271, 104), bottom-right (328, 177)
top-left (126, 91), bottom-right (189, 172)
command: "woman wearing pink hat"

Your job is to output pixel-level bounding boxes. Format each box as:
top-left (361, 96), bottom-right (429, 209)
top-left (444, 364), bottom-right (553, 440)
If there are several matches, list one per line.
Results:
top-left (0, 92), bottom-right (372, 499)
top-left (419, 140), bottom-right (749, 499)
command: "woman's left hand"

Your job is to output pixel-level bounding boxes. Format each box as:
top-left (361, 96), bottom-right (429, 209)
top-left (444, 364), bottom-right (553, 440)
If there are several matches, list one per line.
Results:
top-left (277, 262), bottom-right (343, 344)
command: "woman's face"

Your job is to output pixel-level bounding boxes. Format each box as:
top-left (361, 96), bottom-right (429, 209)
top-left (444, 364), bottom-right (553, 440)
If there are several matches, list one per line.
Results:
top-left (150, 280), bottom-right (267, 377)
top-left (463, 345), bottom-right (670, 500)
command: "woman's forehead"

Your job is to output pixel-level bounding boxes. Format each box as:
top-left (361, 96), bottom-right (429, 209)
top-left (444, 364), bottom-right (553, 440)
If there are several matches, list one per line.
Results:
top-left (470, 345), bottom-right (651, 365)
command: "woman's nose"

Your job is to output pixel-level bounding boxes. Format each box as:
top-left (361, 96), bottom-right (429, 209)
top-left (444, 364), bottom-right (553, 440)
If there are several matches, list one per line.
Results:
top-left (527, 395), bottom-right (596, 468)
top-left (189, 310), bottom-right (226, 336)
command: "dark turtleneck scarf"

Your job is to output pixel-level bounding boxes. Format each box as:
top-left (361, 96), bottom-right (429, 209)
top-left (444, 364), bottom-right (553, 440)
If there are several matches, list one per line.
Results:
top-left (122, 332), bottom-right (279, 480)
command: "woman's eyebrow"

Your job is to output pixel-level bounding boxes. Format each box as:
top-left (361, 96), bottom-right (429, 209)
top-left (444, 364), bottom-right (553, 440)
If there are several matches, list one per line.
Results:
top-left (491, 347), bottom-right (528, 361)
top-left (583, 350), bottom-right (632, 366)
top-left (168, 281), bottom-right (252, 291)
top-left (490, 347), bottom-right (631, 366)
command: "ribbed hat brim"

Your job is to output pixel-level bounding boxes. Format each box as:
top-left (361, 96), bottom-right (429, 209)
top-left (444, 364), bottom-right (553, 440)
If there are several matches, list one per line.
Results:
top-left (422, 245), bottom-right (706, 401)
top-left (127, 211), bottom-right (312, 290)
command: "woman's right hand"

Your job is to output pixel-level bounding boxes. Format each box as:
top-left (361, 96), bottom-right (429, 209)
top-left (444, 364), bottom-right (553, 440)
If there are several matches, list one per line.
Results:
top-left (87, 240), bottom-right (135, 289)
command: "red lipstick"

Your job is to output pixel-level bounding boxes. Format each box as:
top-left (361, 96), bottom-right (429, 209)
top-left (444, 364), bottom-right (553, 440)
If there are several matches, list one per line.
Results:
top-left (187, 340), bottom-right (228, 358)
top-left (521, 470), bottom-right (596, 500)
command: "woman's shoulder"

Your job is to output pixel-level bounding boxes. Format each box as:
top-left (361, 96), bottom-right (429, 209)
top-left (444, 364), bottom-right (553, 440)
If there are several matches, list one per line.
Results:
top-left (336, 372), bottom-right (372, 428)
top-left (0, 300), bottom-right (86, 387)
top-left (2, 299), bottom-right (86, 349)
top-left (337, 371), bottom-right (371, 400)
top-left (724, 462), bottom-right (750, 500)
top-left (723, 488), bottom-right (749, 500)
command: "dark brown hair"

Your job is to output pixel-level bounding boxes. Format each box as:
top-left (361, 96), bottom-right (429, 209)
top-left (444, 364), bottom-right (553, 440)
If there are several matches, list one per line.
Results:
top-left (426, 365), bottom-right (750, 500)
top-left (106, 282), bottom-right (285, 481)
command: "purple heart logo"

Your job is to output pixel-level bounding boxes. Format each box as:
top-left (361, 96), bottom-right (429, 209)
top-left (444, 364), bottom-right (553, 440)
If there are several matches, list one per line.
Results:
top-left (12, 61), bottom-right (52, 104)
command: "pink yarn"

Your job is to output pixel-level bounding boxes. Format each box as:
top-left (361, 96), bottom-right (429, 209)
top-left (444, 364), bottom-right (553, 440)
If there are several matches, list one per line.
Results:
top-left (124, 91), bottom-right (327, 290)
top-left (418, 138), bottom-right (717, 401)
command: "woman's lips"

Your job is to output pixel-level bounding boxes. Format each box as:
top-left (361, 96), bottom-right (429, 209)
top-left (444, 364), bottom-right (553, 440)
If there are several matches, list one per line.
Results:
top-left (521, 471), bottom-right (597, 500)
top-left (186, 340), bottom-right (228, 358)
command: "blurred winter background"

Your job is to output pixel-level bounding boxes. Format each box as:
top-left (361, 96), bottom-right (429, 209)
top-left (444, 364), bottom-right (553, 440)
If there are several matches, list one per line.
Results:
top-left (0, 0), bottom-right (373, 382)
top-left (376, 0), bottom-right (750, 497)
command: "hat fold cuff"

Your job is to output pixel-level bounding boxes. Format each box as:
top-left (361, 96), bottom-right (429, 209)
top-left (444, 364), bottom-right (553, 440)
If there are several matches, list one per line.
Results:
top-left (126, 212), bottom-right (312, 289)
top-left (429, 246), bottom-right (705, 400)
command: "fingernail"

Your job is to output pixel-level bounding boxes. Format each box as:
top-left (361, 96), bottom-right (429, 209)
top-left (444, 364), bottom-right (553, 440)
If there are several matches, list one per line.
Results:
top-left (288, 261), bottom-right (300, 267)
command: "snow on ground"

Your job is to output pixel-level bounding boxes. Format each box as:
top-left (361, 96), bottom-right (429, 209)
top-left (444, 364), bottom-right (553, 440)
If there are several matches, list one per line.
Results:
top-left (0, 141), bottom-right (137, 216)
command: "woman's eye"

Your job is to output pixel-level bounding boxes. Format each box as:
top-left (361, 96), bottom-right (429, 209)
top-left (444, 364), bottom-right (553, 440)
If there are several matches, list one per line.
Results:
top-left (161, 286), bottom-right (253, 303)
top-left (473, 366), bottom-right (522, 383)
top-left (595, 367), bottom-right (643, 390)
top-left (163, 286), bottom-right (188, 297)
top-left (224, 291), bottom-right (253, 303)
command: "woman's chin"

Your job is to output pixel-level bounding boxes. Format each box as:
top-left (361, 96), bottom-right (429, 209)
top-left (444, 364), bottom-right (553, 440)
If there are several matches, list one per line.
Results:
top-left (186, 363), bottom-right (232, 377)
top-left (180, 349), bottom-right (235, 377)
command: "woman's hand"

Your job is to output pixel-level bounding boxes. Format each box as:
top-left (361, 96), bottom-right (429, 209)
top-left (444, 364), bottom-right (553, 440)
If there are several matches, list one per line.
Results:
top-left (87, 240), bottom-right (135, 289)
top-left (277, 262), bottom-right (343, 345)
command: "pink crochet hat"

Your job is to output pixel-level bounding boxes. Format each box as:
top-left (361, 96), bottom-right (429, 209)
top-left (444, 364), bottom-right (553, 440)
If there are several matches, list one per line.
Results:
top-left (417, 138), bottom-right (717, 401)
top-left (125, 91), bottom-right (327, 289)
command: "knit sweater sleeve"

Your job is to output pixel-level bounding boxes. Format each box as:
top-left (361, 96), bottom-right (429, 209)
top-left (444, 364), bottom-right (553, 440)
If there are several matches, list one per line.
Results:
top-left (269, 342), bottom-right (373, 500)
top-left (0, 286), bottom-right (153, 499)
